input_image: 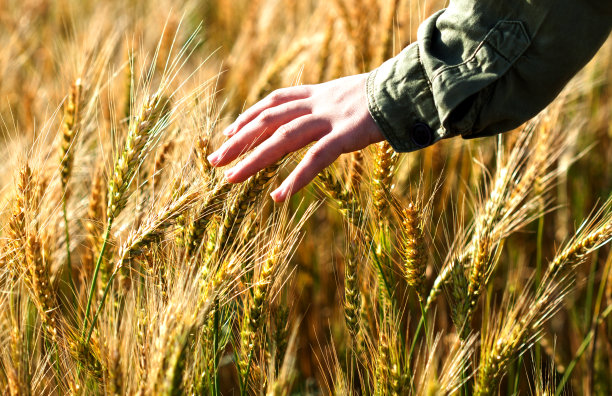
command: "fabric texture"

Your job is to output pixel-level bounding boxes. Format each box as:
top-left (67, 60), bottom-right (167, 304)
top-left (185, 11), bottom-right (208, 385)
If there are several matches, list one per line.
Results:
top-left (366, 0), bottom-right (612, 152)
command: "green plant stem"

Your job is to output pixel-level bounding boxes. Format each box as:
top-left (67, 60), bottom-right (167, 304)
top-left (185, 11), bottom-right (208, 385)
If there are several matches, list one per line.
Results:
top-left (401, 302), bottom-right (433, 394)
top-left (588, 251), bottom-right (611, 392)
top-left (584, 251), bottom-right (599, 326)
top-left (86, 269), bottom-right (116, 343)
top-left (555, 304), bottom-right (612, 396)
top-left (407, 308), bottom-right (426, 394)
top-left (460, 338), bottom-right (470, 396)
top-left (24, 300), bottom-right (35, 391)
top-left (51, 340), bottom-right (64, 396)
top-left (369, 240), bottom-right (394, 308)
top-left (62, 198), bottom-right (77, 304)
top-left (213, 303), bottom-right (220, 396)
top-left (241, 347), bottom-right (255, 396)
top-left (349, 348), bottom-right (362, 395)
top-left (82, 221), bottom-right (112, 336)
top-left (418, 301), bottom-right (431, 352)
top-left (512, 356), bottom-right (522, 395)
top-left (535, 214), bottom-right (544, 371)
top-left (408, 314), bottom-right (423, 364)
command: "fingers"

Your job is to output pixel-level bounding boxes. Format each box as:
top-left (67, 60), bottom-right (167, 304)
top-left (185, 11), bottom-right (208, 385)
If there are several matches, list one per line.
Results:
top-left (271, 135), bottom-right (342, 202)
top-left (222, 86), bottom-right (311, 137)
top-left (225, 116), bottom-right (330, 183)
top-left (209, 99), bottom-right (312, 166)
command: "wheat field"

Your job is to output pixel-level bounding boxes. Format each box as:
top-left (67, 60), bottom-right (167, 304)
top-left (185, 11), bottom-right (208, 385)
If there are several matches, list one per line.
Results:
top-left (0, 0), bottom-right (610, 395)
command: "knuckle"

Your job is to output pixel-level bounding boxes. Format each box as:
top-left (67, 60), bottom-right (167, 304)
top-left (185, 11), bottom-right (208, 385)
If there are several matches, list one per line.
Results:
top-left (306, 145), bottom-right (326, 162)
top-left (275, 124), bottom-right (292, 139)
top-left (290, 98), bottom-right (311, 112)
top-left (258, 108), bottom-right (275, 124)
top-left (267, 88), bottom-right (286, 102)
top-left (233, 114), bottom-right (246, 127)
top-left (234, 119), bottom-right (246, 131)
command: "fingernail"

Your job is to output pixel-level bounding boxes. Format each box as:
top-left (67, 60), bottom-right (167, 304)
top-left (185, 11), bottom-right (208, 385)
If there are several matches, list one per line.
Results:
top-left (270, 187), bottom-right (286, 202)
top-left (224, 168), bottom-right (235, 179)
top-left (223, 121), bottom-right (236, 136)
top-left (207, 152), bottom-right (219, 165)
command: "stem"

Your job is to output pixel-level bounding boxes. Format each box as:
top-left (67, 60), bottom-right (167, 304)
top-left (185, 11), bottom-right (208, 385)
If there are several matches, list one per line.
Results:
top-left (213, 303), bottom-right (220, 396)
top-left (584, 252), bottom-right (599, 326)
top-left (369, 240), bottom-right (394, 307)
top-left (588, 251), bottom-right (611, 393)
top-left (535, 214), bottom-right (544, 372)
top-left (418, 301), bottom-right (431, 351)
top-left (82, 221), bottom-right (112, 336)
top-left (51, 341), bottom-right (64, 396)
top-left (555, 304), bottom-right (612, 396)
top-left (512, 356), bottom-right (522, 395)
top-left (86, 269), bottom-right (117, 343)
top-left (24, 300), bottom-right (35, 391)
top-left (241, 348), bottom-right (255, 396)
top-left (62, 198), bottom-right (77, 303)
top-left (408, 314), bottom-right (423, 363)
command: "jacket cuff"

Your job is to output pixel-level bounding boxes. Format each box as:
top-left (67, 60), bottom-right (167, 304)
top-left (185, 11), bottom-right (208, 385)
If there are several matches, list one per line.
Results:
top-left (366, 42), bottom-right (441, 153)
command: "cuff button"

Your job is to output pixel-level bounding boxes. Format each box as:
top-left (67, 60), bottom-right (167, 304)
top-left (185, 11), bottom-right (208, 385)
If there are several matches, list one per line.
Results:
top-left (410, 122), bottom-right (433, 148)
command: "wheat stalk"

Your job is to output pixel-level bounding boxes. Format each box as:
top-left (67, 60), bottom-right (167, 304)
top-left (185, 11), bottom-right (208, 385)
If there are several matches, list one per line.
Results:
top-left (84, 91), bottom-right (171, 336)
top-left (83, 168), bottom-right (105, 278)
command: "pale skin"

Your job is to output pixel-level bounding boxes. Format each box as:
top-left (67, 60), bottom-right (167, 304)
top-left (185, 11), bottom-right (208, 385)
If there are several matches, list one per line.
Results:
top-left (207, 73), bottom-right (385, 202)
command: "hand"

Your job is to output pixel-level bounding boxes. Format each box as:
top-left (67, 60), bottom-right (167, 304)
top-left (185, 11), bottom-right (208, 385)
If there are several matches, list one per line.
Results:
top-left (207, 73), bottom-right (385, 202)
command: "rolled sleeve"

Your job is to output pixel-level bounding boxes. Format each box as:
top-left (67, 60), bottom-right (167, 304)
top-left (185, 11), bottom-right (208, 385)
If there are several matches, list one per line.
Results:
top-left (366, 42), bottom-right (440, 152)
top-left (366, 0), bottom-right (612, 153)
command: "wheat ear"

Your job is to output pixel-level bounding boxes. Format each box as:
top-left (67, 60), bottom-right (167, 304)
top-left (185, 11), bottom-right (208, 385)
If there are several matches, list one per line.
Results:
top-left (59, 78), bottom-right (83, 298)
top-left (372, 141), bottom-right (398, 216)
top-left (239, 244), bottom-right (281, 393)
top-left (400, 202), bottom-right (427, 302)
top-left (344, 241), bottom-right (361, 342)
top-left (84, 92), bottom-right (171, 337)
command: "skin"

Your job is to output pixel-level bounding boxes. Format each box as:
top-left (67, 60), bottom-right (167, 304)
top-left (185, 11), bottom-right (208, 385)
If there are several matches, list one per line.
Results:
top-left (207, 73), bottom-right (385, 202)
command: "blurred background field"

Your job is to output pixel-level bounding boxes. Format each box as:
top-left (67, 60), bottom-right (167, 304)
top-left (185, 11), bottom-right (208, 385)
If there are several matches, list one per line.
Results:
top-left (0, 0), bottom-right (610, 394)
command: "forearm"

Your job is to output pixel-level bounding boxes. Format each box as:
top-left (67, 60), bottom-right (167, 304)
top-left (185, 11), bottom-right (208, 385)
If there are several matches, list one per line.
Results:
top-left (367, 0), bottom-right (612, 152)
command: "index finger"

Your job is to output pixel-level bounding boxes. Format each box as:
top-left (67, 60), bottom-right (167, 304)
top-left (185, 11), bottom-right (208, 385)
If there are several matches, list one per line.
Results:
top-left (223, 86), bottom-right (312, 136)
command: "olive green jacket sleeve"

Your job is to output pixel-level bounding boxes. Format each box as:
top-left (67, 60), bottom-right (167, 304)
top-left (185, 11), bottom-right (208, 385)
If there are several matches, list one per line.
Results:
top-left (366, 0), bottom-right (612, 152)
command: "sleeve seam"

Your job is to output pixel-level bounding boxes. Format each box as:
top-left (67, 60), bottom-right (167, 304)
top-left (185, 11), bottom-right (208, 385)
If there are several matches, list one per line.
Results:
top-left (487, 44), bottom-right (512, 64)
top-left (431, 35), bottom-right (489, 82)
top-left (431, 20), bottom-right (528, 82)
top-left (416, 44), bottom-right (434, 93)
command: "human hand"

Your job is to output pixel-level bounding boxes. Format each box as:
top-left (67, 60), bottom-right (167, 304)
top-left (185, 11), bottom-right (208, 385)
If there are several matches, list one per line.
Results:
top-left (207, 73), bottom-right (385, 202)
